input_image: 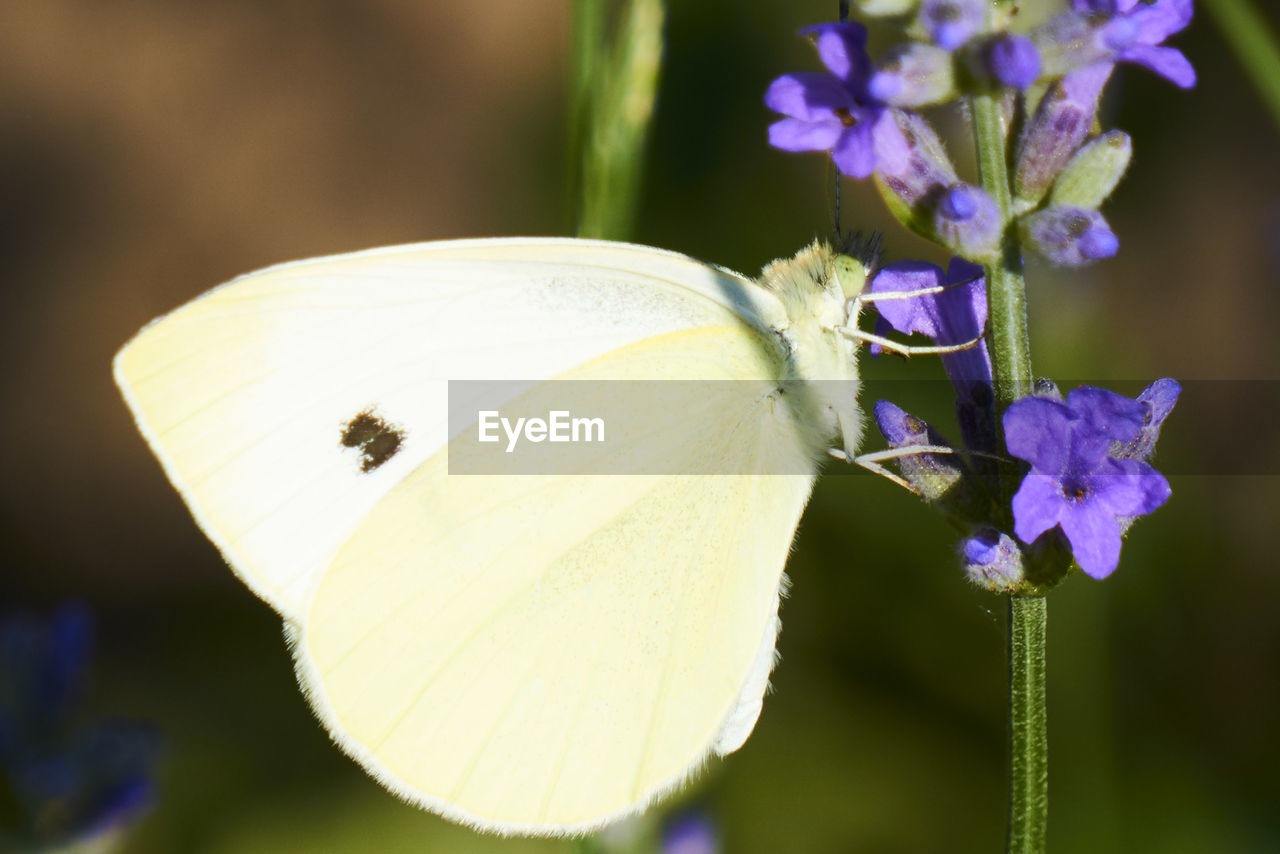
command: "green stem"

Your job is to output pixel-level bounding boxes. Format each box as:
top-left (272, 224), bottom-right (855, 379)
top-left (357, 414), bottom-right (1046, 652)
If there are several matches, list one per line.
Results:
top-left (1204, 0), bottom-right (1280, 134)
top-left (971, 94), bottom-right (1032, 414)
top-left (1007, 596), bottom-right (1048, 854)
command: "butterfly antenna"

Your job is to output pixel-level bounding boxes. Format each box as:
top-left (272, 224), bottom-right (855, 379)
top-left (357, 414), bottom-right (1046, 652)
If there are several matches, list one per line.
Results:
top-left (831, 1), bottom-right (850, 244)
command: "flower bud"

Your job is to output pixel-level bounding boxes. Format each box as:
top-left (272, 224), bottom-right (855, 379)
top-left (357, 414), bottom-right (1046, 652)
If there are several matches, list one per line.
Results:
top-left (933, 183), bottom-right (1002, 262)
top-left (1013, 63), bottom-right (1113, 206)
top-left (962, 528), bottom-right (1026, 592)
top-left (1020, 205), bottom-right (1119, 267)
top-left (875, 111), bottom-right (960, 235)
top-left (1112, 378), bottom-right (1181, 461)
top-left (873, 400), bottom-right (965, 502)
top-left (868, 43), bottom-right (957, 107)
top-left (916, 0), bottom-right (985, 50)
top-left (984, 33), bottom-right (1042, 89)
top-left (1049, 130), bottom-right (1132, 209)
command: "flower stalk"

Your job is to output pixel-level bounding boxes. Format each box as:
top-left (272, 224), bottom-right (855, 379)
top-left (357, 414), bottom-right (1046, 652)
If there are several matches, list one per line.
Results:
top-left (1007, 595), bottom-right (1049, 854)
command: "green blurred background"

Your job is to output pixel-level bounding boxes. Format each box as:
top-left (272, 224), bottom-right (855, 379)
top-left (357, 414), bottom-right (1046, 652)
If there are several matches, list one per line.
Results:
top-left (1, 1), bottom-right (1278, 851)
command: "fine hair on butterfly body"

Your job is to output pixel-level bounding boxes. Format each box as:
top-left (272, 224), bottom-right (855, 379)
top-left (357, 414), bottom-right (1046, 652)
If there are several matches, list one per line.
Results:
top-left (114, 237), bottom-right (874, 835)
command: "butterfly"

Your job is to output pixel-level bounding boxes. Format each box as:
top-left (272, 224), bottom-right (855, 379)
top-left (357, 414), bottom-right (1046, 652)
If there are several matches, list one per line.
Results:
top-left (114, 237), bottom-right (905, 835)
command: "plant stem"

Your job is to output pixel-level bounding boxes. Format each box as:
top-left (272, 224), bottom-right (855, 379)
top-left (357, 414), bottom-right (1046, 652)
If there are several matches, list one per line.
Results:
top-left (1204, 0), bottom-right (1280, 134)
top-left (1007, 595), bottom-right (1048, 854)
top-left (972, 91), bottom-right (1046, 854)
top-left (971, 94), bottom-right (1032, 414)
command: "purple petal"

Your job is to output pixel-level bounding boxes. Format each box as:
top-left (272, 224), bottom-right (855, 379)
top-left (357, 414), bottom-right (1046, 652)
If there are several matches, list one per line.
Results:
top-left (1005, 396), bottom-right (1075, 472)
top-left (1121, 44), bottom-right (1196, 87)
top-left (1072, 0), bottom-right (1138, 12)
top-left (1020, 206), bottom-right (1119, 267)
top-left (1065, 386), bottom-right (1147, 445)
top-left (1012, 473), bottom-right (1067, 544)
top-left (764, 72), bottom-right (856, 120)
top-left (920, 0), bottom-right (985, 50)
top-left (871, 109), bottom-right (912, 174)
top-left (1059, 500), bottom-right (1125, 578)
top-left (768, 117), bottom-right (844, 151)
top-left (987, 34), bottom-right (1042, 89)
top-left (869, 261), bottom-right (947, 338)
top-left (1116, 377), bottom-right (1181, 459)
top-left (1092, 457), bottom-right (1172, 517)
top-left (832, 121), bottom-right (877, 178)
top-left (802, 22), bottom-right (872, 86)
top-left (933, 183), bottom-right (1002, 260)
top-left (1129, 0), bottom-right (1194, 44)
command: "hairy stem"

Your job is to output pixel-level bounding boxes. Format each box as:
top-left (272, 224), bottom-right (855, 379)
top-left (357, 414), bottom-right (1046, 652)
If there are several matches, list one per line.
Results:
top-left (972, 94), bottom-right (1032, 415)
top-left (1007, 595), bottom-right (1049, 854)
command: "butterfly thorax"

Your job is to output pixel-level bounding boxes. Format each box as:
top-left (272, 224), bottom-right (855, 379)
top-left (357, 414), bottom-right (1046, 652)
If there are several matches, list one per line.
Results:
top-left (758, 242), bottom-right (863, 456)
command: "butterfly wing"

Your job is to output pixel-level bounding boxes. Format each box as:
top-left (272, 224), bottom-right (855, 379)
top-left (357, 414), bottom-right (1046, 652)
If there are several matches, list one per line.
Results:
top-left (114, 238), bottom-right (786, 622)
top-left (295, 324), bottom-right (821, 834)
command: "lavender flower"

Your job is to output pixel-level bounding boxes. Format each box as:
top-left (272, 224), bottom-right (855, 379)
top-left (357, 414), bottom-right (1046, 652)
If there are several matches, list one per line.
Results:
top-left (765, 22), bottom-right (910, 178)
top-left (983, 34), bottom-right (1042, 89)
top-left (1, 605), bottom-right (159, 851)
top-left (1014, 63), bottom-right (1113, 204)
top-left (662, 811), bottom-right (719, 854)
top-left (933, 183), bottom-right (1002, 261)
top-left (1020, 206), bottom-right (1119, 266)
top-left (868, 43), bottom-right (957, 107)
top-left (963, 528), bottom-right (1026, 591)
top-left (1005, 387), bottom-right (1173, 578)
top-left (869, 257), bottom-right (993, 452)
top-left (917, 0), bottom-right (985, 50)
top-left (1034, 0), bottom-right (1195, 88)
top-left (873, 400), bottom-right (965, 501)
top-left (1113, 378), bottom-right (1182, 460)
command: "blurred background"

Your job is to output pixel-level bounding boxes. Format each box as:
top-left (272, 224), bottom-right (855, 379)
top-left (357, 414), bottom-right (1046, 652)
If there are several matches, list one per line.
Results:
top-left (1, 0), bottom-right (1277, 851)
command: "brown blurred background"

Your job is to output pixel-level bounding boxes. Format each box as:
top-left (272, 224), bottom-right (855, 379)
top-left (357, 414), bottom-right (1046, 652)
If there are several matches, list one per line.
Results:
top-left (1, 1), bottom-right (1277, 852)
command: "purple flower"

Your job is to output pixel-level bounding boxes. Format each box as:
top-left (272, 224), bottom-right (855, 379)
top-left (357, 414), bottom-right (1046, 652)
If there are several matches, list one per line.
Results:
top-left (933, 183), bottom-right (1002, 261)
top-left (919, 0), bottom-right (985, 50)
top-left (874, 400), bottom-right (966, 500)
top-left (963, 528), bottom-right (1026, 591)
top-left (984, 34), bottom-right (1042, 89)
top-left (1113, 378), bottom-right (1182, 460)
top-left (1020, 205), bottom-right (1119, 266)
top-left (869, 258), bottom-right (994, 452)
top-left (867, 43), bottom-right (957, 107)
top-left (1, 605), bottom-right (160, 849)
top-left (1006, 387), bottom-right (1172, 578)
top-left (765, 22), bottom-right (910, 178)
top-left (663, 811), bottom-right (719, 854)
top-left (1035, 0), bottom-right (1195, 88)
top-left (1014, 63), bottom-right (1114, 203)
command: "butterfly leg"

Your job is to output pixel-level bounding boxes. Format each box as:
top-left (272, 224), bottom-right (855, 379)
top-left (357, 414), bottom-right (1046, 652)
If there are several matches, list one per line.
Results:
top-left (827, 443), bottom-right (963, 495)
top-left (834, 327), bottom-right (984, 358)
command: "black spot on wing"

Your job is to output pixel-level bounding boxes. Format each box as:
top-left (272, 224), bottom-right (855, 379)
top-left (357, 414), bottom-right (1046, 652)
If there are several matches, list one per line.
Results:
top-left (340, 408), bottom-right (405, 473)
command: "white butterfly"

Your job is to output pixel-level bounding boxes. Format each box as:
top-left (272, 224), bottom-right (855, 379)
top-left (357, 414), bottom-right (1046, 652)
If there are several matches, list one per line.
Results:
top-left (114, 237), bottom-right (896, 835)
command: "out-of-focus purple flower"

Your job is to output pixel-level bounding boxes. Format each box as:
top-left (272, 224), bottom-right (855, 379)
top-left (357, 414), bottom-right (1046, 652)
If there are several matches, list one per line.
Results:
top-left (963, 528), bottom-right (1026, 591)
top-left (1034, 0), bottom-right (1195, 88)
top-left (933, 183), bottom-right (1002, 261)
top-left (868, 43), bottom-right (957, 107)
top-left (1, 605), bottom-right (160, 851)
top-left (1014, 63), bottom-right (1114, 203)
top-left (869, 258), bottom-right (994, 452)
top-left (663, 811), bottom-right (719, 854)
top-left (1113, 378), bottom-right (1182, 460)
top-left (918, 0), bottom-right (985, 50)
top-left (984, 34), bottom-right (1042, 89)
top-left (1006, 387), bottom-right (1172, 578)
top-left (765, 22), bottom-right (910, 178)
top-left (1020, 205), bottom-right (1119, 266)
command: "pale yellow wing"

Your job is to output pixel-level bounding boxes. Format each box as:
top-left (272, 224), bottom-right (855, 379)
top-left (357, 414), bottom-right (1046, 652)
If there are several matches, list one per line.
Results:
top-left (113, 238), bottom-right (786, 622)
top-left (294, 325), bottom-right (822, 835)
